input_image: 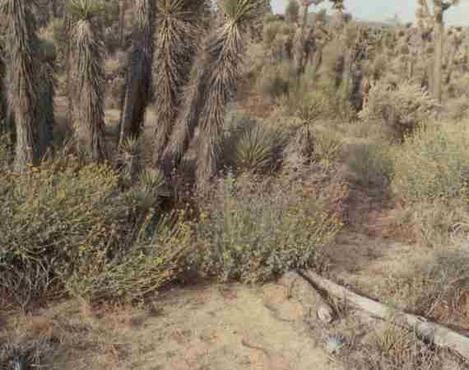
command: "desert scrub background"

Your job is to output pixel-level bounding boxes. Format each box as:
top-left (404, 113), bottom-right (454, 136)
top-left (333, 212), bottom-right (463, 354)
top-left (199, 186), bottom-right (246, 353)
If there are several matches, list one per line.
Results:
top-left (193, 174), bottom-right (341, 283)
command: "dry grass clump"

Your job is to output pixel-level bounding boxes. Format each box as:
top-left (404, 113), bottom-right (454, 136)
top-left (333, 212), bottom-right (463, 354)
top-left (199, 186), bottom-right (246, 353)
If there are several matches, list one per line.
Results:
top-left (343, 322), bottom-right (461, 370)
top-left (193, 174), bottom-right (341, 283)
top-left (347, 143), bottom-right (393, 188)
top-left (391, 121), bottom-right (469, 202)
top-left (360, 82), bottom-right (437, 140)
top-left (379, 248), bottom-right (469, 329)
top-left (0, 337), bottom-right (55, 370)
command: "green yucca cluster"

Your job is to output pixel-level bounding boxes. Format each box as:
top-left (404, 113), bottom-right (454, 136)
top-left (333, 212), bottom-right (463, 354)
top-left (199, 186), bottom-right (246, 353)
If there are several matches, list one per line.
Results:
top-left (68, 0), bottom-right (104, 20)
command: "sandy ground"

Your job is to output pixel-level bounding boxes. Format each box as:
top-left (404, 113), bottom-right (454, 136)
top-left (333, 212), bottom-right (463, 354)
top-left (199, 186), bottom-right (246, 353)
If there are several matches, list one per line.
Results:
top-left (1, 281), bottom-right (342, 370)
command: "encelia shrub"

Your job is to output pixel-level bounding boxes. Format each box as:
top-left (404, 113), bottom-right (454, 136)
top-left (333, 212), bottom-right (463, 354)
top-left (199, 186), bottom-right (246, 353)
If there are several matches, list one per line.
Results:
top-left (391, 121), bottom-right (469, 202)
top-left (0, 157), bottom-right (187, 307)
top-left (193, 174), bottom-right (341, 283)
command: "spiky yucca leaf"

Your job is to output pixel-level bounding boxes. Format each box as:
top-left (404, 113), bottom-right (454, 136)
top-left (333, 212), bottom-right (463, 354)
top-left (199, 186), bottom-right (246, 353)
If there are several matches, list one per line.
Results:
top-left (152, 0), bottom-right (206, 165)
top-left (68, 0), bottom-right (104, 20)
top-left (128, 168), bottom-right (166, 210)
top-left (119, 0), bottom-right (155, 143)
top-left (1, 0), bottom-right (42, 170)
top-left (139, 168), bottom-right (165, 191)
top-left (69, 0), bottom-right (106, 161)
top-left (119, 136), bottom-right (141, 182)
top-left (234, 123), bottom-right (275, 172)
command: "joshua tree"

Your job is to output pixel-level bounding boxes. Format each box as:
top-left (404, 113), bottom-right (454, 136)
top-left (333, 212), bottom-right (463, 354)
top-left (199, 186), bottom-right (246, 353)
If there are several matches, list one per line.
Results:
top-left (417, 0), bottom-right (459, 102)
top-left (69, 0), bottom-right (107, 161)
top-left (36, 39), bottom-right (56, 158)
top-left (119, 0), bottom-right (155, 144)
top-left (295, 0), bottom-right (345, 76)
top-left (161, 0), bottom-right (267, 185)
top-left (285, 0), bottom-right (300, 24)
top-left (118, 0), bottom-right (127, 48)
top-left (0, 43), bottom-right (6, 134)
top-left (195, 0), bottom-right (267, 185)
top-left (1, 0), bottom-right (42, 170)
top-left (152, 0), bottom-right (206, 165)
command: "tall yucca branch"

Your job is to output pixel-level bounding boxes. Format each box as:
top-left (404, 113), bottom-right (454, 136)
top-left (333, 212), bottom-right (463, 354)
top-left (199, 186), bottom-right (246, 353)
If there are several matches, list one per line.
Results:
top-left (160, 0), bottom-right (266, 182)
top-left (194, 0), bottom-right (266, 185)
top-left (1, 0), bottom-right (41, 170)
top-left (69, 0), bottom-right (106, 161)
top-left (119, 0), bottom-right (155, 144)
top-left (0, 44), bottom-right (6, 133)
top-left (152, 0), bottom-right (207, 165)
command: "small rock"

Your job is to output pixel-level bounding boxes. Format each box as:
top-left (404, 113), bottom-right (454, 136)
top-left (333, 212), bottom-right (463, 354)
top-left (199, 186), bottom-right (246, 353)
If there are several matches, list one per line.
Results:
top-left (317, 304), bottom-right (334, 324)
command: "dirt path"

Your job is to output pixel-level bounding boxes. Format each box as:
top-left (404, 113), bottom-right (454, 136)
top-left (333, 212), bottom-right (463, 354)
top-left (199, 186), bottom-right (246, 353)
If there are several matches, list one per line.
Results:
top-left (3, 282), bottom-right (342, 370)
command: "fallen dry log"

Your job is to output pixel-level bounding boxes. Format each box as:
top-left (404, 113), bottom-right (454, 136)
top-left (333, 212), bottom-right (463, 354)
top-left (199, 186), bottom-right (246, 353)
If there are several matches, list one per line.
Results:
top-left (299, 269), bottom-right (469, 362)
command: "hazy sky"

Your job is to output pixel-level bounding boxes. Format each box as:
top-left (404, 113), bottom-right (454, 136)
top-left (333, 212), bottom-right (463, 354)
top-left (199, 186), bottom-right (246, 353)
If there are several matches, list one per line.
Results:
top-left (271, 0), bottom-right (469, 25)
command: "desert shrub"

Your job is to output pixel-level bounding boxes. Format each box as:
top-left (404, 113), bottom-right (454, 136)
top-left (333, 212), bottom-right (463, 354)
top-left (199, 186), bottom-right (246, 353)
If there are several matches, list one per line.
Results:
top-left (193, 174), bottom-right (341, 282)
top-left (391, 121), bottom-right (469, 202)
top-left (347, 143), bottom-right (393, 187)
top-left (69, 212), bottom-right (193, 304)
top-left (444, 95), bottom-right (469, 121)
top-left (314, 131), bottom-right (343, 167)
top-left (360, 82), bottom-right (437, 140)
top-left (257, 62), bottom-right (295, 101)
top-left (399, 199), bottom-right (469, 248)
top-left (344, 323), bottom-right (450, 370)
top-left (0, 337), bottom-right (55, 370)
top-left (0, 157), bottom-right (184, 307)
top-left (380, 248), bottom-right (469, 326)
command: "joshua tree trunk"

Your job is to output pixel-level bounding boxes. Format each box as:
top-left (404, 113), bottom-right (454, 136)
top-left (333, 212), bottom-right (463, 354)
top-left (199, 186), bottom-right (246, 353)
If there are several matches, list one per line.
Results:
top-left (119, 0), bottom-right (154, 144)
top-left (119, 0), bottom-right (127, 48)
top-left (433, 4), bottom-right (444, 103)
top-left (0, 50), bottom-right (6, 134)
top-left (295, 3), bottom-right (310, 76)
top-left (195, 27), bottom-right (245, 185)
top-left (160, 58), bottom-right (209, 176)
top-left (1, 0), bottom-right (42, 170)
top-left (71, 13), bottom-right (106, 162)
top-left (36, 40), bottom-right (56, 158)
top-left (152, 0), bottom-right (205, 166)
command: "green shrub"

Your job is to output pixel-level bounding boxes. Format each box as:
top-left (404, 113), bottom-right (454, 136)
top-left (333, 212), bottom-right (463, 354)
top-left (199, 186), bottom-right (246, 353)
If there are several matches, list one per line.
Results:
top-left (69, 212), bottom-right (193, 304)
top-left (193, 174), bottom-right (341, 282)
top-left (257, 62), bottom-right (295, 101)
top-left (0, 157), bottom-right (185, 307)
top-left (391, 121), bottom-right (469, 201)
top-left (347, 143), bottom-right (393, 187)
top-left (314, 131), bottom-right (343, 168)
top-left (360, 82), bottom-right (436, 140)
